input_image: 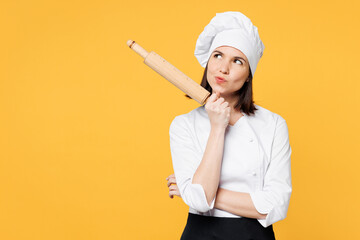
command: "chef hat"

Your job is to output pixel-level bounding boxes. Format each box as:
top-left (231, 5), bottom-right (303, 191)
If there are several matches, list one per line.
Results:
top-left (194, 11), bottom-right (265, 78)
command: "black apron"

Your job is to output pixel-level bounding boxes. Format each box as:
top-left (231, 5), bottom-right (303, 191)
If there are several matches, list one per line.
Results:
top-left (180, 213), bottom-right (276, 240)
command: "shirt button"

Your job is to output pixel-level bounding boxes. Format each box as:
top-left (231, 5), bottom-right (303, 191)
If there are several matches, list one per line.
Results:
top-left (252, 172), bottom-right (257, 176)
top-left (249, 138), bottom-right (254, 142)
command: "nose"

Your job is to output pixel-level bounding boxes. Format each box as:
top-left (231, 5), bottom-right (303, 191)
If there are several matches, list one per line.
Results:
top-left (219, 61), bottom-right (229, 74)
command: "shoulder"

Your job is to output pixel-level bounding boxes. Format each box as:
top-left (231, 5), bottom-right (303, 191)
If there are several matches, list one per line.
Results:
top-left (169, 106), bottom-right (206, 133)
top-left (252, 104), bottom-right (287, 125)
top-left (246, 104), bottom-right (289, 138)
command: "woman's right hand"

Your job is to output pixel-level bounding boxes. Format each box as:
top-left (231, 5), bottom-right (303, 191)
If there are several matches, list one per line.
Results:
top-left (166, 174), bottom-right (180, 199)
top-left (205, 92), bottom-right (230, 129)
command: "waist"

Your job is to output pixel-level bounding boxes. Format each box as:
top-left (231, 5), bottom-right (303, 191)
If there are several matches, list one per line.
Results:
top-left (189, 207), bottom-right (242, 218)
top-left (181, 213), bottom-right (275, 240)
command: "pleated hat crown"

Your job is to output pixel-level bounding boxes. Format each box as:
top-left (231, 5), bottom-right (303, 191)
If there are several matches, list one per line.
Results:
top-left (194, 11), bottom-right (265, 77)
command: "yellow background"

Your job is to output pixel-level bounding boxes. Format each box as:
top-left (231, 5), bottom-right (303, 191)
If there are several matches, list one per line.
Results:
top-left (1, 0), bottom-right (359, 239)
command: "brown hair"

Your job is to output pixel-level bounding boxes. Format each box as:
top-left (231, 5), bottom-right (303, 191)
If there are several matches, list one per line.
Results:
top-left (185, 63), bottom-right (258, 116)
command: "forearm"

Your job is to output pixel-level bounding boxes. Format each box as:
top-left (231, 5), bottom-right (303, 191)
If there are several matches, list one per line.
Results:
top-left (192, 127), bottom-right (225, 206)
top-left (214, 188), bottom-right (268, 219)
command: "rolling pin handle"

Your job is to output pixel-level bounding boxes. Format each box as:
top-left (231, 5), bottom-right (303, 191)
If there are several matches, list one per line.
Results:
top-left (202, 93), bottom-right (211, 105)
top-left (127, 39), bottom-right (149, 59)
top-left (127, 39), bottom-right (211, 105)
top-left (127, 40), bottom-right (135, 49)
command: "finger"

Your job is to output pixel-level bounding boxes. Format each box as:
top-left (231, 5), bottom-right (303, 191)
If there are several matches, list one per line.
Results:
top-left (169, 190), bottom-right (180, 198)
top-left (213, 97), bottom-right (225, 108)
top-left (209, 92), bottom-right (217, 102)
top-left (226, 107), bottom-right (231, 114)
top-left (220, 103), bottom-right (230, 112)
top-left (216, 97), bottom-right (225, 104)
top-left (206, 92), bottom-right (219, 105)
top-left (167, 179), bottom-right (177, 187)
top-left (169, 191), bottom-right (176, 198)
top-left (169, 184), bottom-right (179, 191)
top-left (169, 185), bottom-right (179, 191)
top-left (221, 101), bottom-right (229, 107)
top-left (166, 174), bottom-right (175, 181)
top-left (169, 185), bottom-right (180, 195)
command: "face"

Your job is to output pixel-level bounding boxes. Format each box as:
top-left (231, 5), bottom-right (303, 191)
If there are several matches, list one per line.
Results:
top-left (206, 46), bottom-right (250, 97)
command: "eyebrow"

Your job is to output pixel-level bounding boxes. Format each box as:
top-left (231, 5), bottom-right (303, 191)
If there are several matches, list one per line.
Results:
top-left (213, 50), bottom-right (247, 63)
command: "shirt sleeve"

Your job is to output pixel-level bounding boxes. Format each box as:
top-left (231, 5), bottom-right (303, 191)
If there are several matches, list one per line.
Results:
top-left (169, 116), bottom-right (216, 213)
top-left (249, 116), bottom-right (292, 228)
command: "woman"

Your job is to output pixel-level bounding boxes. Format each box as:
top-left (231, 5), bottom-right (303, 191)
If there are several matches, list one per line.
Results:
top-left (166, 11), bottom-right (292, 240)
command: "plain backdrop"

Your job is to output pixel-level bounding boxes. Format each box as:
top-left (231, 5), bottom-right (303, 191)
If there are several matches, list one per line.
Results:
top-left (1, 0), bottom-right (359, 239)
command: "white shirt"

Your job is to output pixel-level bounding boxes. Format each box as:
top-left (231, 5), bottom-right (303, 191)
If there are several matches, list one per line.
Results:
top-left (169, 104), bottom-right (292, 228)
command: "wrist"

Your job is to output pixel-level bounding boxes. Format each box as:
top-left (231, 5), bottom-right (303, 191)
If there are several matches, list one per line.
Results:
top-left (210, 126), bottom-right (226, 135)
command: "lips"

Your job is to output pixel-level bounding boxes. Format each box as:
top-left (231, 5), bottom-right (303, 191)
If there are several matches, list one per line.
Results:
top-left (215, 76), bottom-right (226, 83)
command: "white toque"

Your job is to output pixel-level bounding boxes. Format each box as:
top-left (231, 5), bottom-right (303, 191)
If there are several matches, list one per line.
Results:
top-left (194, 11), bottom-right (265, 77)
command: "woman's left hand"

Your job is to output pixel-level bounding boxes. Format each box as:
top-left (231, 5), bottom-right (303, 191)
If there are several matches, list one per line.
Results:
top-left (166, 173), bottom-right (181, 199)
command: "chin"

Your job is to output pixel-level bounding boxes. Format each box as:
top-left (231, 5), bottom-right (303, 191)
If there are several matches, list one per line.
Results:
top-left (212, 86), bottom-right (223, 93)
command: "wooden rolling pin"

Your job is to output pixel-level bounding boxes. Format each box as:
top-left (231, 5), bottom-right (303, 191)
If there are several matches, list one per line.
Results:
top-left (126, 40), bottom-right (211, 105)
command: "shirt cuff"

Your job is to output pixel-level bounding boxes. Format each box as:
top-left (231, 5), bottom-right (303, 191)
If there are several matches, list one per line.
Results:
top-left (187, 183), bottom-right (215, 212)
top-left (249, 191), bottom-right (277, 228)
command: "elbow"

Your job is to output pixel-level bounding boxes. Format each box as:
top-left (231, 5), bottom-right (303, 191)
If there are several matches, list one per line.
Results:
top-left (255, 202), bottom-right (290, 228)
top-left (181, 183), bottom-right (215, 213)
top-left (250, 189), bottom-right (292, 226)
top-left (191, 181), bottom-right (217, 210)
top-left (194, 203), bottom-right (213, 213)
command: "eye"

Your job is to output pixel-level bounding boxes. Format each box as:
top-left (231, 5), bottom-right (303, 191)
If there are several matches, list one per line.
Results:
top-left (235, 59), bottom-right (243, 65)
top-left (214, 53), bottom-right (221, 59)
